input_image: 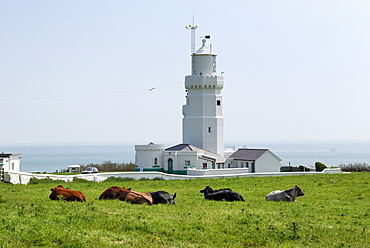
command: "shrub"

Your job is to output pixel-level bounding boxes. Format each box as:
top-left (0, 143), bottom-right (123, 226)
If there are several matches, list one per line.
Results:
top-left (298, 165), bottom-right (310, 171)
top-left (339, 163), bottom-right (370, 172)
top-left (315, 162), bottom-right (327, 172)
top-left (104, 176), bottom-right (135, 182)
top-left (28, 177), bottom-right (65, 185)
top-left (72, 177), bottom-right (90, 183)
top-left (81, 161), bottom-right (135, 172)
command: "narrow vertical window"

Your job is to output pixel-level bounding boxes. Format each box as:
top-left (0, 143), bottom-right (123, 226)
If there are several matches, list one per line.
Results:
top-left (208, 127), bottom-right (211, 133)
top-left (154, 158), bottom-right (158, 165)
top-left (217, 100), bottom-right (221, 106)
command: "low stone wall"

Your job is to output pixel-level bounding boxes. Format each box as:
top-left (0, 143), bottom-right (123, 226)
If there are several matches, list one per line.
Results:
top-left (3, 172), bottom-right (107, 185)
top-left (3, 168), bottom-right (343, 185)
top-left (187, 168), bottom-right (250, 176)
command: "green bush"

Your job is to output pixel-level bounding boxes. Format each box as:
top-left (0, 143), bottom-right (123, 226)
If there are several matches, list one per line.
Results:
top-left (152, 177), bottom-right (164, 180)
top-left (72, 177), bottom-right (91, 183)
top-left (298, 165), bottom-right (310, 171)
top-left (315, 162), bottom-right (327, 172)
top-left (28, 177), bottom-right (65, 185)
top-left (104, 176), bottom-right (135, 182)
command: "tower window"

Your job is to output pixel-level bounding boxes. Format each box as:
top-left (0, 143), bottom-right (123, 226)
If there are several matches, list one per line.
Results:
top-left (217, 100), bottom-right (221, 106)
top-left (154, 158), bottom-right (158, 165)
top-left (208, 127), bottom-right (211, 133)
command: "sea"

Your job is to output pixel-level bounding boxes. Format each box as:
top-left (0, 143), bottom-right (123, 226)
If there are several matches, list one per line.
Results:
top-left (1, 141), bottom-right (370, 173)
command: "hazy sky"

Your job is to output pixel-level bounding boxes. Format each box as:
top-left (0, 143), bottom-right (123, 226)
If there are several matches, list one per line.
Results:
top-left (1, 1), bottom-right (370, 145)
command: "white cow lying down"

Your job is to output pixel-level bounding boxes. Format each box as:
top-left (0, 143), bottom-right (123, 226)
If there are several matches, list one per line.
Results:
top-left (265, 185), bottom-right (305, 202)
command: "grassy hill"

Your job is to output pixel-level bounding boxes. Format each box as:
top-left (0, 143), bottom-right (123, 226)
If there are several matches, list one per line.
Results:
top-left (1, 173), bottom-right (369, 247)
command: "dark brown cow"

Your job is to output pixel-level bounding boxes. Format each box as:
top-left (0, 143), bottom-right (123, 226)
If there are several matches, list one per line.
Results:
top-left (99, 186), bottom-right (131, 200)
top-left (49, 185), bottom-right (86, 202)
top-left (119, 188), bottom-right (153, 205)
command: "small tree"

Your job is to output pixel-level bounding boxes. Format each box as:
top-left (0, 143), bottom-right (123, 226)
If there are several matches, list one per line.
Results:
top-left (315, 162), bottom-right (327, 172)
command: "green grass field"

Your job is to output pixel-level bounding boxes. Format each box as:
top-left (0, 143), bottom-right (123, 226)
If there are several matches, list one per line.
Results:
top-left (1, 173), bottom-right (369, 247)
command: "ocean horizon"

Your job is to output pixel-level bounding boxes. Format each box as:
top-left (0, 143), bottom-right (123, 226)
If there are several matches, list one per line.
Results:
top-left (1, 140), bottom-right (369, 173)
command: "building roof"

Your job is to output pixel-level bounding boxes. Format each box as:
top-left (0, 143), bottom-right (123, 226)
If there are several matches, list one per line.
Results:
top-left (228, 148), bottom-right (281, 161)
top-left (67, 165), bottom-right (81, 168)
top-left (0, 153), bottom-right (22, 158)
top-left (165, 144), bottom-right (225, 163)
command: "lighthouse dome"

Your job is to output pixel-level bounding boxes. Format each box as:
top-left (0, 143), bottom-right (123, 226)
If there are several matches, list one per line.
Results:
top-left (195, 38), bottom-right (211, 54)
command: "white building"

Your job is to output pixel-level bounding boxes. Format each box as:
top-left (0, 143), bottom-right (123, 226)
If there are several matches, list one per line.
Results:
top-left (0, 153), bottom-right (22, 181)
top-left (225, 148), bottom-right (282, 173)
top-left (134, 27), bottom-right (281, 175)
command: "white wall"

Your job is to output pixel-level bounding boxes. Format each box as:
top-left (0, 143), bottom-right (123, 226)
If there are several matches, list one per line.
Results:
top-left (1, 154), bottom-right (21, 172)
top-left (163, 151), bottom-right (199, 171)
top-left (183, 74), bottom-right (224, 156)
top-left (255, 151), bottom-right (281, 172)
top-left (4, 169), bottom-right (343, 185)
top-left (135, 144), bottom-right (164, 169)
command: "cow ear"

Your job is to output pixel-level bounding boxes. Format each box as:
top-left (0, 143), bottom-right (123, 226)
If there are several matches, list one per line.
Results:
top-left (128, 188), bottom-right (132, 191)
top-left (173, 193), bottom-right (176, 199)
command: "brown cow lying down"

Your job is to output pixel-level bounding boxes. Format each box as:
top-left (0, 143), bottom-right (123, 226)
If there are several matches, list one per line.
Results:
top-left (49, 185), bottom-right (86, 202)
top-left (265, 185), bottom-right (305, 202)
top-left (99, 186), bottom-right (131, 200)
top-left (119, 188), bottom-right (153, 205)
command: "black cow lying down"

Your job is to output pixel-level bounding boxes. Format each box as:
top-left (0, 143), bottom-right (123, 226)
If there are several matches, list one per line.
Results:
top-left (265, 185), bottom-right (305, 202)
top-left (200, 186), bottom-right (245, 202)
top-left (149, 191), bottom-right (176, 204)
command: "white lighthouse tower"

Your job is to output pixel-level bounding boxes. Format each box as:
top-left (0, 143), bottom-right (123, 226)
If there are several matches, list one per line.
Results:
top-left (182, 36), bottom-right (224, 157)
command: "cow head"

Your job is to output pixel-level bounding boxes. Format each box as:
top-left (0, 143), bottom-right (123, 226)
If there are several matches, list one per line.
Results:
top-left (200, 186), bottom-right (213, 193)
top-left (167, 193), bottom-right (177, 205)
top-left (50, 185), bottom-right (65, 191)
top-left (295, 185), bottom-right (305, 197)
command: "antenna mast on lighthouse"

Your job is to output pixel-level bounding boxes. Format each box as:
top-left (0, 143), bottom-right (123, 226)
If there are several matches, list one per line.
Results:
top-left (185, 15), bottom-right (198, 54)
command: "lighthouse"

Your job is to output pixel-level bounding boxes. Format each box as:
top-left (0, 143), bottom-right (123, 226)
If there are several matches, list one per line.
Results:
top-left (134, 26), bottom-right (282, 175)
top-left (182, 36), bottom-right (224, 157)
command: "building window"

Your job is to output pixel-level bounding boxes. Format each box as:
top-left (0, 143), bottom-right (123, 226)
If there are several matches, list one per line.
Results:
top-left (246, 162), bottom-right (249, 168)
top-left (217, 100), bottom-right (221, 106)
top-left (208, 127), bottom-right (211, 133)
top-left (154, 158), bottom-right (158, 165)
top-left (185, 160), bottom-right (190, 167)
top-left (203, 163), bottom-right (207, 169)
top-left (11, 163), bottom-right (15, 170)
top-left (241, 162), bottom-right (245, 168)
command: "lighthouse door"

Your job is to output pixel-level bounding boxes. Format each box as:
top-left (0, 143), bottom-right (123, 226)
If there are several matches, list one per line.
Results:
top-left (168, 158), bottom-right (174, 173)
